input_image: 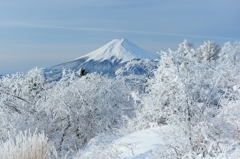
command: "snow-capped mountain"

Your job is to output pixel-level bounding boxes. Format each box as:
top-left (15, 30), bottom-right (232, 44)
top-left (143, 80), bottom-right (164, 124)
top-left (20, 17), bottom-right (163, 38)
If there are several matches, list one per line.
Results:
top-left (75, 38), bottom-right (158, 63)
top-left (45, 39), bottom-right (159, 78)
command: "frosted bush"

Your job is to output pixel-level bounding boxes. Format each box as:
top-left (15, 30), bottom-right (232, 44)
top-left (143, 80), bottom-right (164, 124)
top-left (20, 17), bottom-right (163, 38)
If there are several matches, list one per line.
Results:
top-left (0, 40), bottom-right (239, 158)
top-left (127, 40), bottom-right (240, 157)
top-left (0, 69), bottom-right (135, 155)
top-left (0, 131), bottom-right (57, 159)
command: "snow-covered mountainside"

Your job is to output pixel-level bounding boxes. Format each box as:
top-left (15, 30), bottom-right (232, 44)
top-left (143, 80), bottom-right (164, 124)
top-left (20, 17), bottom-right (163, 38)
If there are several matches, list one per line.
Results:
top-left (76, 38), bottom-right (158, 63)
top-left (45, 39), bottom-right (159, 78)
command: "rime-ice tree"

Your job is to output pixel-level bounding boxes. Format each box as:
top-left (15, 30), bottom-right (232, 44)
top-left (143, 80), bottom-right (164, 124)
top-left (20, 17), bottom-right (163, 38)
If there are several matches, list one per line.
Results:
top-left (0, 68), bottom-right (135, 155)
top-left (130, 40), bottom-right (240, 157)
top-left (36, 71), bottom-right (134, 153)
top-left (0, 68), bottom-right (48, 140)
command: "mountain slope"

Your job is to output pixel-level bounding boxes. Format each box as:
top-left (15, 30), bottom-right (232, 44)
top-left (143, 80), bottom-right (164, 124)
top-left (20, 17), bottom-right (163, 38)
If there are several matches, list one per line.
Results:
top-left (76, 38), bottom-right (158, 63)
top-left (45, 39), bottom-right (159, 78)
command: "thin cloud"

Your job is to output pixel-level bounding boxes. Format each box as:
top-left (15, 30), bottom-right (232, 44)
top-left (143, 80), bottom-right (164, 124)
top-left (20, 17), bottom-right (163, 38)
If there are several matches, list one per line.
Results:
top-left (1, 22), bottom-right (237, 41)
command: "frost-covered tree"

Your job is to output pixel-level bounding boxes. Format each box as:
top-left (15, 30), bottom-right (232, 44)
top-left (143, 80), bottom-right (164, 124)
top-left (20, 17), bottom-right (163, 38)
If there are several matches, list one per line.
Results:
top-left (0, 68), bottom-right (135, 156)
top-left (38, 72), bottom-right (134, 153)
top-left (0, 68), bottom-right (48, 140)
top-left (129, 40), bottom-right (240, 157)
top-left (197, 41), bottom-right (221, 61)
top-left (0, 68), bottom-right (46, 106)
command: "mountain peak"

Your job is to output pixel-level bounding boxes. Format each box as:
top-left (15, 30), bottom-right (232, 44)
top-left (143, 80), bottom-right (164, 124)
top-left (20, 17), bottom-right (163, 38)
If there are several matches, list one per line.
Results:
top-left (111, 38), bottom-right (128, 44)
top-left (46, 39), bottom-right (159, 78)
top-left (76, 39), bottom-right (158, 63)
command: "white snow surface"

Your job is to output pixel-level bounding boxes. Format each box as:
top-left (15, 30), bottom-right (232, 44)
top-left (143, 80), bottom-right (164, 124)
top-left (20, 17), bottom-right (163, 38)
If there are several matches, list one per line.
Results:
top-left (112, 126), bottom-right (184, 159)
top-left (78, 125), bottom-right (188, 159)
top-left (76, 39), bottom-right (158, 64)
top-left (78, 125), bottom-right (240, 159)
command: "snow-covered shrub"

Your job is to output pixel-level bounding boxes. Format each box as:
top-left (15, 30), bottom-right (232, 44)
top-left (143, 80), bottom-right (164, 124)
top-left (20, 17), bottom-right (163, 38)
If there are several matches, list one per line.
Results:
top-left (128, 40), bottom-right (240, 158)
top-left (0, 68), bottom-right (48, 141)
top-left (0, 131), bottom-right (57, 159)
top-left (0, 68), bottom-right (134, 155)
top-left (198, 40), bottom-right (221, 61)
top-left (0, 68), bottom-right (46, 104)
top-left (115, 59), bottom-right (158, 77)
top-left (37, 72), bottom-right (134, 153)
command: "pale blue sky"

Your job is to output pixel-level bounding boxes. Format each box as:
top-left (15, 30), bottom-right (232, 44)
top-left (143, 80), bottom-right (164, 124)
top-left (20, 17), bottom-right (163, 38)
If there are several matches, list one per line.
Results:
top-left (0, 0), bottom-right (239, 74)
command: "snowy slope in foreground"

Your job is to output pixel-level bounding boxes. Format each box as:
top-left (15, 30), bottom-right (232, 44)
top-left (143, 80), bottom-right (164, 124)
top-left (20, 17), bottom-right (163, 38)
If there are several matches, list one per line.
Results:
top-left (78, 125), bottom-right (240, 159)
top-left (77, 126), bottom-right (187, 159)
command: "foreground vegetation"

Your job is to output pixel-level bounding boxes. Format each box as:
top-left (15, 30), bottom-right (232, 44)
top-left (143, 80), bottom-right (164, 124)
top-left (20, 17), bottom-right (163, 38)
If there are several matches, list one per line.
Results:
top-left (0, 40), bottom-right (240, 158)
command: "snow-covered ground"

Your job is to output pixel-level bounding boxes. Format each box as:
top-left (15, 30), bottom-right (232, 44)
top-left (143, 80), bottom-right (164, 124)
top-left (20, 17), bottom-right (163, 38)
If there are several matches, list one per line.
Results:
top-left (78, 125), bottom-right (240, 159)
top-left (78, 126), bottom-right (186, 159)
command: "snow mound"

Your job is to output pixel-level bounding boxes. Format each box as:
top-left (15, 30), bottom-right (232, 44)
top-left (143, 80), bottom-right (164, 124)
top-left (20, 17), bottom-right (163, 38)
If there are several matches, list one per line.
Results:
top-left (77, 126), bottom-right (187, 159)
top-left (76, 39), bottom-right (158, 64)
